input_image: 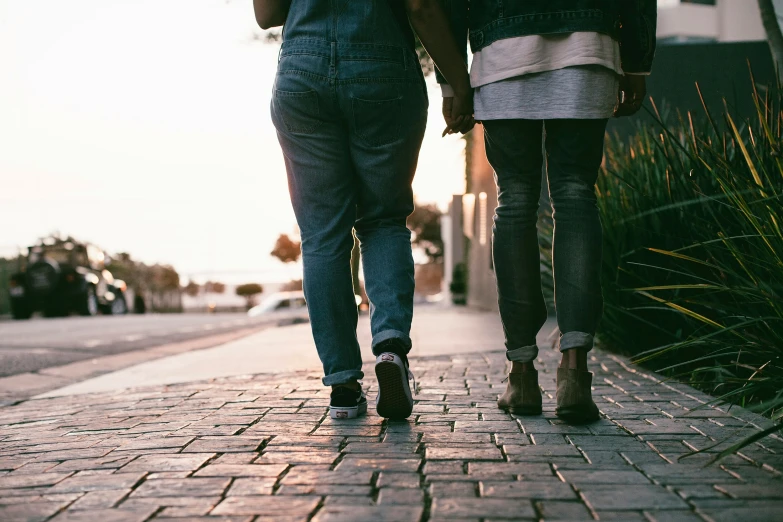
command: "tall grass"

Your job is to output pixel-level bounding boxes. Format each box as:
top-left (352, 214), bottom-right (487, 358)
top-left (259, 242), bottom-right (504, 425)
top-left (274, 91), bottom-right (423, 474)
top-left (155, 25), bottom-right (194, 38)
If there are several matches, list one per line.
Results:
top-left (596, 74), bottom-right (783, 445)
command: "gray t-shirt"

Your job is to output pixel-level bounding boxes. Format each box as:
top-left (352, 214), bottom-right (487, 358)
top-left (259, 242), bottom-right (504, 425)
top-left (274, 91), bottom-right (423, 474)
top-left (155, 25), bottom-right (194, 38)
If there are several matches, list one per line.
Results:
top-left (474, 64), bottom-right (620, 120)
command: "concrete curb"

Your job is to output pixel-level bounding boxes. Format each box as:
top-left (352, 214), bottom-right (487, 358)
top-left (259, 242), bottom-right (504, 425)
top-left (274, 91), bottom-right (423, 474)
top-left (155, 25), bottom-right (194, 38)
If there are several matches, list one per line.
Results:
top-left (0, 326), bottom-right (267, 405)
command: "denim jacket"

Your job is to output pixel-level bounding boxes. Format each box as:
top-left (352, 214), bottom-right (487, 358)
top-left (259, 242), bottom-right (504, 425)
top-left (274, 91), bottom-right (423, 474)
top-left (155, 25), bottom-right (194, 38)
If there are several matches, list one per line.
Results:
top-left (437, 0), bottom-right (657, 85)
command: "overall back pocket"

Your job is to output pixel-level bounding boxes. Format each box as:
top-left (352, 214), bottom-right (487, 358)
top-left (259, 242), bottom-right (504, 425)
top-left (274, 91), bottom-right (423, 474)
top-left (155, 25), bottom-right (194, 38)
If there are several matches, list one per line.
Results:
top-left (273, 89), bottom-right (322, 135)
top-left (351, 96), bottom-right (404, 147)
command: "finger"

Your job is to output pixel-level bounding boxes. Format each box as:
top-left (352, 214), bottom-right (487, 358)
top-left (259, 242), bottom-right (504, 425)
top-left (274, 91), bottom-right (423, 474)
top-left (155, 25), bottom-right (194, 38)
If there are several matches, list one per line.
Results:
top-left (455, 116), bottom-right (469, 135)
top-left (628, 95), bottom-right (644, 115)
top-left (442, 98), bottom-right (454, 118)
top-left (616, 100), bottom-right (642, 117)
top-left (613, 103), bottom-right (632, 118)
top-left (443, 124), bottom-right (459, 137)
top-left (450, 115), bottom-right (466, 132)
top-left (443, 119), bottom-right (462, 137)
top-left (615, 90), bottom-right (626, 117)
top-left (442, 112), bottom-right (459, 130)
top-left (459, 117), bottom-right (475, 134)
top-left (442, 121), bottom-right (459, 137)
top-left (632, 88), bottom-right (646, 105)
top-left (451, 104), bottom-right (470, 121)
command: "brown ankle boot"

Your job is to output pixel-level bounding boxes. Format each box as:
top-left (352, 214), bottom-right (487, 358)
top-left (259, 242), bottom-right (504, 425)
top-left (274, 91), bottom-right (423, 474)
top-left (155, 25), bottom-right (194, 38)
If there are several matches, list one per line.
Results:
top-left (556, 368), bottom-right (599, 423)
top-left (497, 370), bottom-right (542, 415)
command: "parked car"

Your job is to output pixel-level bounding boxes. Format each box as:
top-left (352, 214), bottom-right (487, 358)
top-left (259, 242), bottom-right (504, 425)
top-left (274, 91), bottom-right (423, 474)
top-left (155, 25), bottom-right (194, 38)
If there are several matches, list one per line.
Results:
top-left (8, 237), bottom-right (128, 319)
top-left (247, 291), bottom-right (308, 321)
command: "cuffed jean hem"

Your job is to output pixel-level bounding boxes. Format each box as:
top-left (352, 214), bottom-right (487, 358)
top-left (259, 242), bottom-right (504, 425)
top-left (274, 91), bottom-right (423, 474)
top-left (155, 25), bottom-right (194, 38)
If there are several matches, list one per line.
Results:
top-left (559, 331), bottom-right (594, 352)
top-left (371, 329), bottom-right (412, 356)
top-left (322, 369), bottom-right (365, 387)
top-left (506, 344), bottom-right (539, 363)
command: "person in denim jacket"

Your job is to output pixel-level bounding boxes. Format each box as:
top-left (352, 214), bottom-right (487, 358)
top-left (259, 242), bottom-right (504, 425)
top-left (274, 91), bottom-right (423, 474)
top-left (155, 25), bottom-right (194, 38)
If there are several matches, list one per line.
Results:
top-left (254, 0), bottom-right (474, 421)
top-left (439, 0), bottom-right (657, 423)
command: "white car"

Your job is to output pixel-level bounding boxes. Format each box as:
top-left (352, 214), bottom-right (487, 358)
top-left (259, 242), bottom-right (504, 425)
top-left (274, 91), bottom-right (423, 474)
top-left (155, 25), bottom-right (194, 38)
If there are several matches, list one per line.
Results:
top-left (247, 291), bottom-right (308, 321)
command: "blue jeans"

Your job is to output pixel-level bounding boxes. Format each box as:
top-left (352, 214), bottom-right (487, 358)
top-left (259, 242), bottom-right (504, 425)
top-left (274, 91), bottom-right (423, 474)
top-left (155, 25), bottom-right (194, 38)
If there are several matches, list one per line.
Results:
top-left (483, 119), bottom-right (607, 363)
top-left (271, 41), bottom-right (428, 386)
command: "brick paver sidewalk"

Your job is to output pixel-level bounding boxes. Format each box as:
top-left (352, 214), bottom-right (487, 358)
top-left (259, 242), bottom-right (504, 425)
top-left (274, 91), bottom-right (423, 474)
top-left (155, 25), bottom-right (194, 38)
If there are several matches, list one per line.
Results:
top-left (1, 337), bottom-right (782, 521)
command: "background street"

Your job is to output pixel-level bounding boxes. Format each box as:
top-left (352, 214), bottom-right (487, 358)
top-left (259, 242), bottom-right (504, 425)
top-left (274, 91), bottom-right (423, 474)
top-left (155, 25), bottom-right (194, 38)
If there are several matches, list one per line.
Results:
top-left (0, 312), bottom-right (315, 405)
top-left (40, 306), bottom-right (524, 397)
top-left (0, 314), bottom-right (274, 378)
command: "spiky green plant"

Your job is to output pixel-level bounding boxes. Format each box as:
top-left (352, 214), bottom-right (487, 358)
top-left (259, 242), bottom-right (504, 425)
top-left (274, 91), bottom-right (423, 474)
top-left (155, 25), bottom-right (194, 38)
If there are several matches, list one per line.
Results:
top-left (594, 72), bottom-right (783, 460)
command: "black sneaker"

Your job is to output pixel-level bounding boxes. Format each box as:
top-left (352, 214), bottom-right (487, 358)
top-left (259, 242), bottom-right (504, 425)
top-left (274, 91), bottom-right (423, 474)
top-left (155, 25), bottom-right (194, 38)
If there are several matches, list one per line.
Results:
top-left (330, 386), bottom-right (368, 420)
top-left (374, 339), bottom-right (415, 420)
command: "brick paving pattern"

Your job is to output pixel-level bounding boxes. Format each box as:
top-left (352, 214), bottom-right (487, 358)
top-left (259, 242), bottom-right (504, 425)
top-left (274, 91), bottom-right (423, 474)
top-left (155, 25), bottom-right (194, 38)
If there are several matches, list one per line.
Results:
top-left (1, 345), bottom-right (782, 521)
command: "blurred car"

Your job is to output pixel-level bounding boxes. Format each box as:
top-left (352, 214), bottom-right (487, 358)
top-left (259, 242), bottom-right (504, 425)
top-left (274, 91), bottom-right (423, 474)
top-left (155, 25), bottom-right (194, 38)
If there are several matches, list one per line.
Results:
top-left (248, 291), bottom-right (308, 321)
top-left (8, 237), bottom-right (128, 320)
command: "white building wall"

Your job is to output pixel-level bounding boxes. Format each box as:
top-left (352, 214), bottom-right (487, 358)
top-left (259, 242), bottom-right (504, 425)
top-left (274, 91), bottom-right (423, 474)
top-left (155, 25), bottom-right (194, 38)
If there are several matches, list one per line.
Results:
top-left (657, 0), bottom-right (765, 42)
top-left (658, 4), bottom-right (720, 40)
top-left (718, 0), bottom-right (765, 42)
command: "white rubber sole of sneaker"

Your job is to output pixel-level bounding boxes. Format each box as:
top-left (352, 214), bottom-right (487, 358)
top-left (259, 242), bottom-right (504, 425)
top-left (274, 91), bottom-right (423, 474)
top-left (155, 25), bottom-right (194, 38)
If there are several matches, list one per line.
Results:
top-left (375, 353), bottom-right (413, 420)
top-left (329, 401), bottom-right (368, 420)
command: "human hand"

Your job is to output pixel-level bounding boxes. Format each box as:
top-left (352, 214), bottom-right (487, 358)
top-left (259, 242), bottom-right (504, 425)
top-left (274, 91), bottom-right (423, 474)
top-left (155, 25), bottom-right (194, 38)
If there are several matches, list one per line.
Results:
top-left (442, 91), bottom-right (475, 136)
top-left (614, 75), bottom-right (647, 117)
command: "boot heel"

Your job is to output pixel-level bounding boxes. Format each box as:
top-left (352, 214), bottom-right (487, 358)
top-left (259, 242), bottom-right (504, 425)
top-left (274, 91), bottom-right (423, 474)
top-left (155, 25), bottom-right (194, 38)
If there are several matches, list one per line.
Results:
top-left (497, 370), bottom-right (542, 416)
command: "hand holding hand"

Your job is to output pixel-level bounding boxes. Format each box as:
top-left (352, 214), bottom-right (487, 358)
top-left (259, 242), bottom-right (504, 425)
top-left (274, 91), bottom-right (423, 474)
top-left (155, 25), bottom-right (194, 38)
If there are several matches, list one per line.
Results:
top-left (442, 90), bottom-right (475, 137)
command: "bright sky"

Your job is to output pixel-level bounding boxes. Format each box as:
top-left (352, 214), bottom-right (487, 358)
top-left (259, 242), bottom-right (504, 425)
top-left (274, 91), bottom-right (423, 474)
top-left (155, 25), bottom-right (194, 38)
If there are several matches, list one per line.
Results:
top-left (0, 0), bottom-right (466, 282)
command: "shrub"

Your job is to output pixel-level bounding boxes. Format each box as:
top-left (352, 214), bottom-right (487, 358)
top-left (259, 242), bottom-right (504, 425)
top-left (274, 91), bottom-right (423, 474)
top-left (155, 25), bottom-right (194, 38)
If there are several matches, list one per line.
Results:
top-left (594, 76), bottom-right (783, 457)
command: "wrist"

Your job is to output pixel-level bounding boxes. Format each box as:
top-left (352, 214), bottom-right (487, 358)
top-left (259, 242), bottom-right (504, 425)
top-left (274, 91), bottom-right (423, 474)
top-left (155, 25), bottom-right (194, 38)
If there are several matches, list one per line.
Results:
top-left (450, 76), bottom-right (471, 97)
top-left (453, 84), bottom-right (472, 98)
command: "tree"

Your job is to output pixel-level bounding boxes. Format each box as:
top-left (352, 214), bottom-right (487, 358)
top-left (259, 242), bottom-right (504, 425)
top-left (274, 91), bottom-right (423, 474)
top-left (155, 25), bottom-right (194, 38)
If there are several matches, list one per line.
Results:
top-left (204, 281), bottom-right (226, 294)
top-left (183, 281), bottom-right (200, 297)
top-left (407, 203), bottom-right (444, 262)
top-left (236, 283), bottom-right (264, 309)
top-left (759, 0), bottom-right (783, 83)
top-left (151, 265), bottom-right (180, 292)
top-left (281, 279), bottom-right (303, 291)
top-left (106, 253), bottom-right (139, 291)
top-left (270, 234), bottom-right (301, 264)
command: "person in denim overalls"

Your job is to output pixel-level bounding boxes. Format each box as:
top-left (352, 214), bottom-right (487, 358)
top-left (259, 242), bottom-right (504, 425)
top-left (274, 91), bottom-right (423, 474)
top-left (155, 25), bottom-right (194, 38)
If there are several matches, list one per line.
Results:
top-left (254, 0), bottom-right (473, 420)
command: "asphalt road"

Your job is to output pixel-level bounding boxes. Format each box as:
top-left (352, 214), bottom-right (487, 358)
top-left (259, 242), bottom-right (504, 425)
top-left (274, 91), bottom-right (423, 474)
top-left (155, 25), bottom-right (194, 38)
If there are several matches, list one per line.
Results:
top-left (0, 313), bottom-right (279, 378)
